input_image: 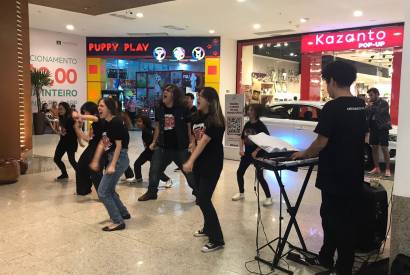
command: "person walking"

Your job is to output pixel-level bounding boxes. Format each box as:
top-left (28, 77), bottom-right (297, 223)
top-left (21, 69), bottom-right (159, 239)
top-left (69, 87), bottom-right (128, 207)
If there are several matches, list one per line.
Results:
top-left (183, 87), bottom-right (225, 252)
top-left (292, 61), bottom-right (368, 275)
top-left (366, 88), bottom-right (392, 177)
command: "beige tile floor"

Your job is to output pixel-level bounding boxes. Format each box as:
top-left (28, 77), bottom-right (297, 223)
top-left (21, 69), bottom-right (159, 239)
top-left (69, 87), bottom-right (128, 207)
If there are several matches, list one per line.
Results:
top-left (0, 133), bottom-right (392, 274)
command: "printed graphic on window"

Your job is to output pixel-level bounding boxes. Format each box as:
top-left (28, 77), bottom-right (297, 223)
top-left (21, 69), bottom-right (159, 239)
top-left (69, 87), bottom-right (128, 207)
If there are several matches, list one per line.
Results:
top-left (164, 114), bottom-right (176, 130)
top-left (193, 123), bottom-right (205, 141)
top-left (102, 132), bottom-right (112, 151)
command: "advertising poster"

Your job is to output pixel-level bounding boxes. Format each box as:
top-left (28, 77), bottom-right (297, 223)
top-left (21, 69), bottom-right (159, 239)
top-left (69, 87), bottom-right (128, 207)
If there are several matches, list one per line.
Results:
top-left (29, 29), bottom-right (86, 112)
top-left (225, 94), bottom-right (245, 147)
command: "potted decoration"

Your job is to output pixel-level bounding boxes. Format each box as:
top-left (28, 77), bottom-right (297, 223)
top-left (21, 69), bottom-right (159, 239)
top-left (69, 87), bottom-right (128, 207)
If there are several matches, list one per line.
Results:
top-left (31, 68), bottom-right (53, 135)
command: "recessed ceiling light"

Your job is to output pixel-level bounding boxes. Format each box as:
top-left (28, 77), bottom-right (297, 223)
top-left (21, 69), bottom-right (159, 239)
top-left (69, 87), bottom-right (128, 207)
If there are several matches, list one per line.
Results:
top-left (136, 12), bottom-right (144, 18)
top-left (353, 10), bottom-right (363, 17)
top-left (237, 0), bottom-right (246, 2)
top-left (65, 24), bottom-right (74, 31)
top-left (209, 29), bottom-right (216, 34)
top-left (258, 44), bottom-right (264, 49)
top-left (284, 42), bottom-right (288, 46)
top-left (300, 18), bottom-right (309, 23)
top-left (253, 23), bottom-right (261, 30)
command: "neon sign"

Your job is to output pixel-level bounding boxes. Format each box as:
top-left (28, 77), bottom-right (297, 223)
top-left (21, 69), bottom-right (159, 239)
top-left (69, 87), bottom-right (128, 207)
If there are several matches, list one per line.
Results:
top-left (192, 47), bottom-right (205, 60)
top-left (301, 26), bottom-right (404, 53)
top-left (173, 47), bottom-right (185, 60)
top-left (153, 47), bottom-right (166, 61)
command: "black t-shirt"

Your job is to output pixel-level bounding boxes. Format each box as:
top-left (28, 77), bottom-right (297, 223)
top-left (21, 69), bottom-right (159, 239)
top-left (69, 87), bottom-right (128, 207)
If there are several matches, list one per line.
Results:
top-left (155, 105), bottom-right (191, 149)
top-left (59, 117), bottom-right (77, 146)
top-left (142, 127), bottom-right (154, 149)
top-left (314, 97), bottom-right (367, 197)
top-left (89, 118), bottom-right (106, 146)
top-left (101, 116), bottom-right (129, 153)
top-left (192, 114), bottom-right (225, 178)
top-left (190, 106), bottom-right (197, 114)
top-left (241, 120), bottom-right (269, 154)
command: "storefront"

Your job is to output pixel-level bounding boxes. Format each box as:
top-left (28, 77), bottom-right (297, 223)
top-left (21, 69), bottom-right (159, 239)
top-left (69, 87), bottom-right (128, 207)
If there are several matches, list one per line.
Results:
top-left (236, 24), bottom-right (404, 125)
top-left (86, 36), bottom-right (221, 117)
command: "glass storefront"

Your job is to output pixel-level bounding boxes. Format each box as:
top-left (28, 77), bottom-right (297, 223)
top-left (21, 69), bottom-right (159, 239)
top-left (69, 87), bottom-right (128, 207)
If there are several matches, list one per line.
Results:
top-left (237, 24), bottom-right (404, 124)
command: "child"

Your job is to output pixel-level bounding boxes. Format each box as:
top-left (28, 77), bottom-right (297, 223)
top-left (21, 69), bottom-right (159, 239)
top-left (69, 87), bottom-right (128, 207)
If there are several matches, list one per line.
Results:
top-left (183, 87), bottom-right (225, 252)
top-left (232, 104), bottom-right (273, 207)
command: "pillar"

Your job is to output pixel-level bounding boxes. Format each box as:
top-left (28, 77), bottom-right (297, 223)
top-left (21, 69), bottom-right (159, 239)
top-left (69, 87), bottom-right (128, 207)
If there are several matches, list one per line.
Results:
top-left (0, 0), bottom-right (32, 160)
top-left (390, 0), bottom-right (410, 264)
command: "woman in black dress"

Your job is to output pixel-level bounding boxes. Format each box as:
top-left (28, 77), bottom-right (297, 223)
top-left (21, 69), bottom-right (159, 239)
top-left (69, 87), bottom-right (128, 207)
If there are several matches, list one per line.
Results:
top-left (74, 102), bottom-right (106, 195)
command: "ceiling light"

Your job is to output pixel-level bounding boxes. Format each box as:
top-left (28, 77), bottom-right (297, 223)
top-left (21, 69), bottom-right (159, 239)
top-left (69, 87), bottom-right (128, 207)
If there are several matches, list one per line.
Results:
top-left (237, 0), bottom-right (246, 2)
top-left (353, 10), bottom-right (363, 17)
top-left (259, 44), bottom-right (264, 49)
top-left (253, 24), bottom-right (261, 30)
top-left (290, 52), bottom-right (295, 56)
top-left (136, 12), bottom-right (144, 18)
top-left (209, 29), bottom-right (216, 34)
top-left (65, 24), bottom-right (75, 31)
top-left (274, 42), bottom-right (281, 47)
top-left (300, 18), bottom-right (308, 23)
top-left (284, 42), bottom-right (288, 46)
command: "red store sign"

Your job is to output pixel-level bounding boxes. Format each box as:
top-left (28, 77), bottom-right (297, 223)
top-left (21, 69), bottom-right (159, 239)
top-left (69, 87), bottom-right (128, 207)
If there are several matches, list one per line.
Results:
top-left (301, 26), bottom-right (404, 53)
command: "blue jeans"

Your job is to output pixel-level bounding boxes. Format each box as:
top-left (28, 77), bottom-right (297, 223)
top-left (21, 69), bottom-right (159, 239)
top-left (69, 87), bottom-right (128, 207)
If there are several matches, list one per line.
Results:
top-left (98, 149), bottom-right (130, 224)
top-left (148, 147), bottom-right (197, 195)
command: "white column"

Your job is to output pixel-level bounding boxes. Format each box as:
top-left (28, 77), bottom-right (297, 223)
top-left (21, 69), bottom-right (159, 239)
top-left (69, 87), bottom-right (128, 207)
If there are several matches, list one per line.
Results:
top-left (219, 36), bottom-right (237, 114)
top-left (393, 0), bottom-right (410, 198)
top-left (390, 0), bottom-right (410, 264)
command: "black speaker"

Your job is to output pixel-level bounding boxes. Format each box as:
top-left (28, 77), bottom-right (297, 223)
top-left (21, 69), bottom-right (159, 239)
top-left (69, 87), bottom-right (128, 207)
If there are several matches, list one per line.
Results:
top-left (356, 182), bottom-right (388, 253)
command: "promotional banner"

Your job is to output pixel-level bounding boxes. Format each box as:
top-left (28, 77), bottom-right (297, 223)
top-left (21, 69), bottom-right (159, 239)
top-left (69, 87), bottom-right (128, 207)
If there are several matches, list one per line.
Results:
top-left (225, 94), bottom-right (245, 147)
top-left (30, 29), bottom-right (86, 112)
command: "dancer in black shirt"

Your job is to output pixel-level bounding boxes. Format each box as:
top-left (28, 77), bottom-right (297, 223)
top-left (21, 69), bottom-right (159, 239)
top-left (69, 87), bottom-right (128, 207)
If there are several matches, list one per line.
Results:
top-left (292, 61), bottom-right (367, 275)
top-left (53, 102), bottom-right (79, 181)
top-left (232, 104), bottom-right (273, 206)
top-left (183, 87), bottom-right (225, 253)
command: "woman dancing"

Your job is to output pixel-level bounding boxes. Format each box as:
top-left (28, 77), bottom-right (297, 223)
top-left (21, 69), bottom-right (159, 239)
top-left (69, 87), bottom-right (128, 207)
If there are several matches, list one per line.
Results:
top-left (183, 87), bottom-right (225, 252)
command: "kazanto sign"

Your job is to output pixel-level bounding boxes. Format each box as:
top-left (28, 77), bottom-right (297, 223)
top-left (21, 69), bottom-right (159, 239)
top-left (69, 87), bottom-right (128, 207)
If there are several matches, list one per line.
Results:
top-left (301, 26), bottom-right (404, 53)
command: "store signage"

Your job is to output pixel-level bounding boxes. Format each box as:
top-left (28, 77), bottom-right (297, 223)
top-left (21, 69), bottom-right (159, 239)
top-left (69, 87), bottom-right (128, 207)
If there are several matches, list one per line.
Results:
top-left (301, 26), bottom-right (404, 53)
top-left (86, 37), bottom-right (220, 58)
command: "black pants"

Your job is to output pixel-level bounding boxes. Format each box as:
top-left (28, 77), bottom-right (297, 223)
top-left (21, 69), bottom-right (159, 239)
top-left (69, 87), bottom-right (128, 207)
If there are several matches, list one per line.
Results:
top-left (195, 169), bottom-right (224, 245)
top-left (76, 144), bottom-right (103, 195)
top-left (148, 147), bottom-right (196, 195)
top-left (319, 192), bottom-right (360, 275)
top-left (134, 149), bottom-right (169, 182)
top-left (54, 141), bottom-right (78, 175)
top-left (237, 155), bottom-right (271, 198)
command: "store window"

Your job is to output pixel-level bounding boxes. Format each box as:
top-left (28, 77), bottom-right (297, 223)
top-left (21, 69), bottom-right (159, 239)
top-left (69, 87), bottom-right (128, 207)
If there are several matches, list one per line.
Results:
top-left (237, 38), bottom-right (302, 107)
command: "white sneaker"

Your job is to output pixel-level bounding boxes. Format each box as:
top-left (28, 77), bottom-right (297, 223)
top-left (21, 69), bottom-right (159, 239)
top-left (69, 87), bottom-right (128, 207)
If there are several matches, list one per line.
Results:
top-left (263, 198), bottom-right (273, 207)
top-left (232, 193), bottom-right (245, 201)
top-left (126, 178), bottom-right (136, 184)
top-left (164, 179), bottom-right (173, 188)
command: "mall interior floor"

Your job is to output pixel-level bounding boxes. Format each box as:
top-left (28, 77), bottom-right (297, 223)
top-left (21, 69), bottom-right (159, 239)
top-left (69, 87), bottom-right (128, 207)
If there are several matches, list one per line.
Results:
top-left (0, 133), bottom-right (392, 274)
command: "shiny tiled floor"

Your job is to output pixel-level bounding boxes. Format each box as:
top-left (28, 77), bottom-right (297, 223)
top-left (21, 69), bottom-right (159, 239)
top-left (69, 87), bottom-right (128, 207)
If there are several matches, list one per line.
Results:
top-left (0, 133), bottom-right (392, 274)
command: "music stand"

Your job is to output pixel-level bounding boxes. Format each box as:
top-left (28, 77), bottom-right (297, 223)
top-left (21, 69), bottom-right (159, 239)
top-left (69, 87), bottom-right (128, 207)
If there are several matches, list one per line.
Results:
top-left (253, 154), bottom-right (319, 274)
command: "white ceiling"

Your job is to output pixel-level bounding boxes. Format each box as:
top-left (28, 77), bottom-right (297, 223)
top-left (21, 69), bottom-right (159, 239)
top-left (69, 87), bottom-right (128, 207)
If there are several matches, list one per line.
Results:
top-left (29, 0), bottom-right (405, 40)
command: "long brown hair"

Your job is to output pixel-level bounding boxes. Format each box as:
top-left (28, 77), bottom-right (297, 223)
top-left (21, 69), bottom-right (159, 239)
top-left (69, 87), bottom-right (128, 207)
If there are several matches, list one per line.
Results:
top-left (199, 87), bottom-right (225, 128)
top-left (163, 84), bottom-right (183, 107)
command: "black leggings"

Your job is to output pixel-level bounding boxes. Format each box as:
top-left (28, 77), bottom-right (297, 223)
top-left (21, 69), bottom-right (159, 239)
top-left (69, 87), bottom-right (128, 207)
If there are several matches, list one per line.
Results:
top-left (54, 141), bottom-right (77, 175)
top-left (237, 155), bottom-right (271, 198)
top-left (195, 170), bottom-right (224, 245)
top-left (76, 144), bottom-right (103, 195)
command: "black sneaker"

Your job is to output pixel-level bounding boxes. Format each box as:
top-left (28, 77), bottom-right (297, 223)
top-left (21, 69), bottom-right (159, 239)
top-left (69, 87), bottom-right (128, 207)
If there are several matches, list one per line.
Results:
top-left (193, 229), bottom-right (207, 237)
top-left (122, 213), bottom-right (131, 220)
top-left (201, 242), bottom-right (224, 253)
top-left (55, 174), bottom-right (68, 181)
top-left (138, 191), bottom-right (158, 201)
top-left (135, 178), bottom-right (143, 183)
